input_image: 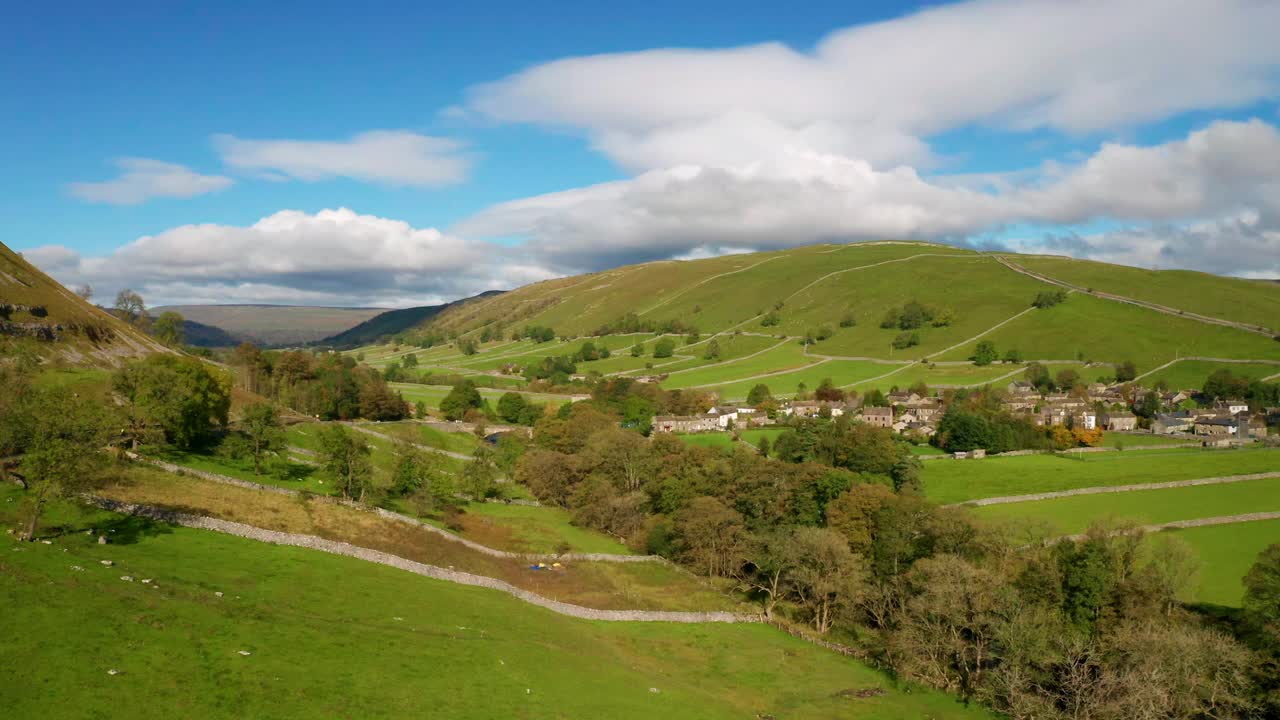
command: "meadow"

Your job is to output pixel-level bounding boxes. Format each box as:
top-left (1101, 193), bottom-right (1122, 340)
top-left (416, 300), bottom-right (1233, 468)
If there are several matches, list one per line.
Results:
top-left (1170, 520), bottom-right (1280, 606)
top-left (939, 293), bottom-right (1280, 369)
top-left (969, 475), bottom-right (1280, 535)
top-left (1138, 359), bottom-right (1280, 390)
top-left (660, 341), bottom-right (818, 389)
top-left (0, 488), bottom-right (991, 720)
top-left (1011, 255), bottom-right (1280, 332)
top-left (697, 359), bottom-right (895, 400)
top-left (922, 446), bottom-right (1280, 504)
top-left (457, 502), bottom-right (638, 555)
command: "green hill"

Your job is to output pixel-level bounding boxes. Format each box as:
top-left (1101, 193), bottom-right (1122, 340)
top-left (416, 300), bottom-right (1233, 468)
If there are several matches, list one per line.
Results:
top-left (0, 241), bottom-right (169, 365)
top-left (406, 241), bottom-right (1280, 395)
top-left (316, 291), bottom-right (503, 349)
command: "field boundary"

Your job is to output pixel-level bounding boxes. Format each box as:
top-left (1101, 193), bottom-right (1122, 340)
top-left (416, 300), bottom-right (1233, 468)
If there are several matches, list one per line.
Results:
top-left (86, 497), bottom-right (757, 624)
top-left (953, 471), bottom-right (1280, 507)
top-left (128, 454), bottom-right (654, 564)
top-left (1054, 511), bottom-right (1280, 543)
top-left (994, 256), bottom-right (1277, 337)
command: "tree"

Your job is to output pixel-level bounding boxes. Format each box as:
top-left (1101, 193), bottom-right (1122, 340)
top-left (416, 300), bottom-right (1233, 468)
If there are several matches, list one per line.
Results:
top-left (440, 380), bottom-right (483, 421)
top-left (757, 436), bottom-right (771, 457)
top-left (674, 496), bottom-right (748, 577)
top-left (703, 339), bottom-right (720, 360)
top-left (240, 402), bottom-right (284, 476)
top-left (839, 312), bottom-right (856, 328)
top-left (931, 308), bottom-right (955, 327)
top-left (1146, 534), bottom-right (1199, 616)
top-left (1055, 368), bottom-right (1081, 391)
top-left (1024, 362), bottom-right (1051, 391)
top-left (746, 383), bottom-right (772, 406)
top-left (741, 531), bottom-right (797, 618)
top-left (630, 342), bottom-right (644, 357)
top-left (317, 425), bottom-right (373, 502)
top-left (1032, 290), bottom-right (1067, 308)
top-left (457, 338), bottom-right (478, 356)
top-left (152, 311), bottom-right (185, 347)
top-left (653, 338), bottom-right (676, 358)
top-left (74, 284), bottom-right (94, 302)
top-left (112, 355), bottom-right (230, 449)
top-left (891, 331), bottom-right (919, 350)
top-left (402, 352), bottom-right (418, 368)
top-left (972, 340), bottom-right (998, 366)
top-left (113, 288), bottom-right (146, 323)
top-left (785, 527), bottom-right (866, 633)
top-left (1115, 360), bottom-right (1137, 383)
top-left (1002, 348), bottom-right (1023, 363)
top-left (14, 387), bottom-right (112, 540)
top-left (496, 392), bottom-right (528, 424)
top-left (880, 307), bottom-right (902, 329)
top-left (686, 330), bottom-right (701, 345)
top-left (462, 444), bottom-right (500, 499)
top-left (814, 378), bottom-right (845, 402)
top-left (1244, 543), bottom-right (1280, 647)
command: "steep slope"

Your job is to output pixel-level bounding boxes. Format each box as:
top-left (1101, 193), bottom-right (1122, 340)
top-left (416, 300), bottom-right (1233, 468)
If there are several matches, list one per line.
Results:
top-left (411, 241), bottom-right (1280, 385)
top-left (175, 317), bottom-right (244, 347)
top-left (0, 241), bottom-right (168, 365)
top-left (316, 290), bottom-right (503, 348)
top-left (152, 304), bottom-right (383, 346)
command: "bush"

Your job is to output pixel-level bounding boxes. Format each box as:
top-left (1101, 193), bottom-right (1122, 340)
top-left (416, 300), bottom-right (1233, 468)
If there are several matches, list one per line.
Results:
top-left (653, 338), bottom-right (676, 358)
top-left (891, 332), bottom-right (920, 350)
top-left (839, 313), bottom-right (856, 328)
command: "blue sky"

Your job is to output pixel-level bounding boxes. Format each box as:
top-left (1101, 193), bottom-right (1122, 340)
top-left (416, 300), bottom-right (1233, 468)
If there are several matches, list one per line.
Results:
top-left (6, 0), bottom-right (1280, 306)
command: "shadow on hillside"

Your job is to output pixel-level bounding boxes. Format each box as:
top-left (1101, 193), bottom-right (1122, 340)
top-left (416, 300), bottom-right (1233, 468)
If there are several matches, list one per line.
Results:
top-left (89, 514), bottom-right (174, 545)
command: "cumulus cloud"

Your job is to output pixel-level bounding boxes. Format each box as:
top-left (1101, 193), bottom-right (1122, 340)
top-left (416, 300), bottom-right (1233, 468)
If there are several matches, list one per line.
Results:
top-left (468, 0), bottom-right (1280, 172)
top-left (29, 208), bottom-right (557, 307)
top-left (215, 131), bottom-right (472, 186)
top-left (455, 120), bottom-right (1280, 277)
top-left (68, 158), bottom-right (233, 205)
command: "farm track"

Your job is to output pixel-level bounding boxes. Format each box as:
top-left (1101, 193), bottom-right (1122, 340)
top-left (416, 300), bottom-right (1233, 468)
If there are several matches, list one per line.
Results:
top-left (994, 256), bottom-right (1277, 337)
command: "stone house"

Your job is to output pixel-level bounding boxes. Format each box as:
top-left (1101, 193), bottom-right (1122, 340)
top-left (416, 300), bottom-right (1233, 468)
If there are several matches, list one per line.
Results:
top-left (1214, 399), bottom-right (1250, 415)
top-left (913, 399), bottom-right (943, 422)
top-left (861, 406), bottom-right (894, 428)
top-left (785, 400), bottom-right (846, 418)
top-left (653, 415), bottom-right (719, 433)
top-left (1152, 411), bottom-right (1195, 434)
top-left (1101, 410), bottom-right (1137, 431)
top-left (1193, 415), bottom-right (1244, 437)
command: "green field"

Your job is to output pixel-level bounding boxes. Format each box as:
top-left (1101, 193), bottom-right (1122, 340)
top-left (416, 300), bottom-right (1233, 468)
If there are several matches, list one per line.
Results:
top-left (461, 502), bottom-right (637, 555)
top-left (923, 447), bottom-right (1280, 504)
top-left (661, 342), bottom-right (817, 390)
top-left (1138, 359), bottom-right (1280, 391)
top-left (0, 489), bottom-right (991, 720)
top-left (970, 475), bottom-right (1280, 535)
top-left (940, 293), bottom-right (1280, 369)
top-left (617, 333), bottom-right (782, 376)
top-left (363, 421), bottom-right (483, 455)
top-left (390, 383), bottom-right (579, 411)
top-left (697, 359), bottom-right (894, 400)
top-left (1011, 255), bottom-right (1280, 332)
top-left (1168, 520), bottom-right (1280, 606)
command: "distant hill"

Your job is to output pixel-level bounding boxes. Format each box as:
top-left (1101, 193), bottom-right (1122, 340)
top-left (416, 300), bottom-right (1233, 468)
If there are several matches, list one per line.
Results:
top-left (176, 317), bottom-right (244, 348)
top-left (317, 291), bottom-right (504, 348)
top-left (417, 241), bottom-right (1280, 373)
top-left (0, 241), bottom-right (169, 365)
top-left (152, 304), bottom-right (384, 347)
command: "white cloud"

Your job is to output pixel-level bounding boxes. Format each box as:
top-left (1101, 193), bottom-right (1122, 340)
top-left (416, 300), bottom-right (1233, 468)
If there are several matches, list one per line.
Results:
top-left (455, 120), bottom-right (1280, 277)
top-left (215, 130), bottom-right (472, 186)
top-left (468, 0), bottom-right (1280, 172)
top-left (27, 208), bottom-right (557, 307)
top-left (68, 158), bottom-right (233, 205)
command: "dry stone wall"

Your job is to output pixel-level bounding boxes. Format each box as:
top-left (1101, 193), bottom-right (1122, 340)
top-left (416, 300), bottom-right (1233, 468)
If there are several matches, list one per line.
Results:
top-left (87, 497), bottom-right (756, 624)
top-left (132, 454), bottom-right (657, 563)
top-left (953, 471), bottom-right (1280, 507)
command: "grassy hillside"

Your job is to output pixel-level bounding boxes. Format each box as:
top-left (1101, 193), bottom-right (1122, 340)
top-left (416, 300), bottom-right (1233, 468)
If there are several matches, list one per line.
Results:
top-left (0, 489), bottom-right (990, 720)
top-left (153, 304), bottom-right (383, 346)
top-left (399, 242), bottom-right (1279, 397)
top-left (1008, 254), bottom-right (1280, 332)
top-left (1, 241), bottom-right (168, 365)
top-left (317, 291), bottom-right (503, 349)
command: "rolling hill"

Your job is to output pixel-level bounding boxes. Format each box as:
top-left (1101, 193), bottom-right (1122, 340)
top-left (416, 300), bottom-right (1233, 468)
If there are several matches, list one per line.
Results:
top-left (405, 241), bottom-right (1280, 396)
top-left (315, 290), bottom-right (504, 348)
top-left (0, 241), bottom-right (169, 365)
top-left (152, 304), bottom-right (384, 347)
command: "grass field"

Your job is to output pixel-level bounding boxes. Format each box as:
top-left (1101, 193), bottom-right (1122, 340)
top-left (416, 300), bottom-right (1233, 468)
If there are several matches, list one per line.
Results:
top-left (1168, 520), bottom-right (1280, 606)
top-left (970, 475), bottom-right (1280, 535)
top-left (940, 293), bottom-right (1280, 369)
top-left (923, 447), bottom-right (1280, 504)
top-left (92, 468), bottom-right (736, 613)
top-left (697, 359), bottom-right (895, 400)
top-left (1011, 255), bottom-right (1280, 332)
top-left (390, 383), bottom-right (579, 411)
top-left (361, 421), bottom-right (482, 455)
top-left (1138, 359), bottom-right (1280, 391)
top-left (459, 502), bottom-right (637, 555)
top-left (0, 488), bottom-right (991, 720)
top-left (661, 342), bottom-right (818, 390)
top-left (848, 362), bottom-right (1026, 393)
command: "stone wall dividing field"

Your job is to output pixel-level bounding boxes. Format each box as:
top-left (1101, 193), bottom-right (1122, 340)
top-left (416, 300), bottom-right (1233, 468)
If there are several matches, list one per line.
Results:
top-left (87, 497), bottom-right (756, 624)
